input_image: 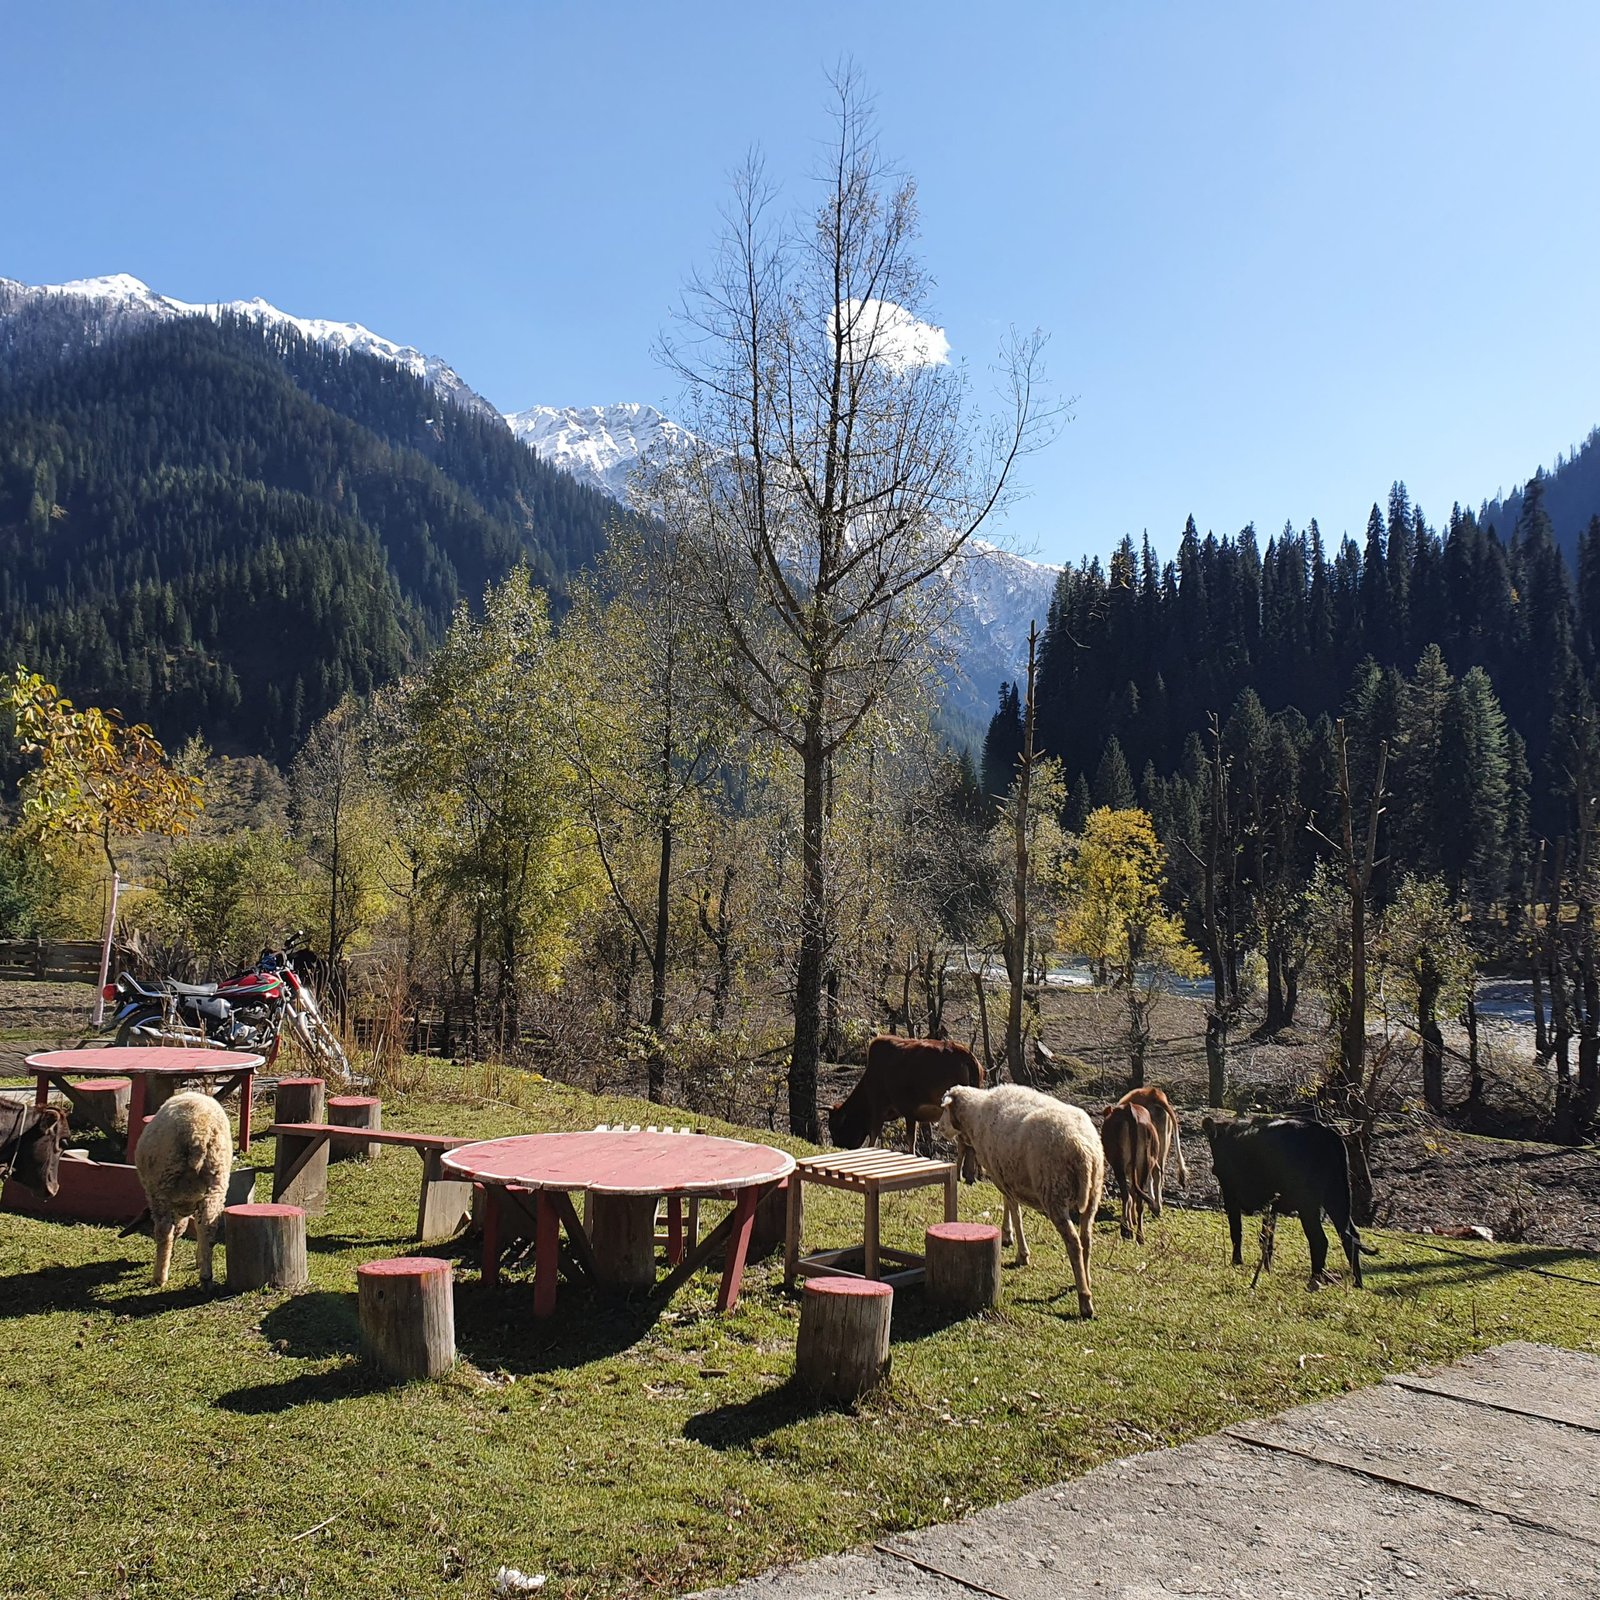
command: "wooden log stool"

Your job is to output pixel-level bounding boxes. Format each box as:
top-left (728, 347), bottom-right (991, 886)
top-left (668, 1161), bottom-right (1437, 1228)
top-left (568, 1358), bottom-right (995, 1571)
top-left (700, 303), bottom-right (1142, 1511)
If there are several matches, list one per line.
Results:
top-left (328, 1094), bottom-right (381, 1161)
top-left (224, 1202), bottom-right (308, 1291)
top-left (357, 1256), bottom-right (455, 1380)
top-left (795, 1277), bottom-right (893, 1403)
top-left (274, 1077), bottom-right (325, 1126)
top-left (70, 1077), bottom-right (131, 1136)
top-left (925, 1221), bottom-right (1002, 1313)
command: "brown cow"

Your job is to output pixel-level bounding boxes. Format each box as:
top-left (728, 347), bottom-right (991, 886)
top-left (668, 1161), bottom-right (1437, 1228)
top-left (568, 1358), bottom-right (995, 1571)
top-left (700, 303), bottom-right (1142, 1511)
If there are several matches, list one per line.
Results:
top-left (1099, 1100), bottom-right (1160, 1243)
top-left (0, 1100), bottom-right (68, 1198)
top-left (829, 1036), bottom-right (984, 1156)
top-left (1112, 1085), bottom-right (1189, 1213)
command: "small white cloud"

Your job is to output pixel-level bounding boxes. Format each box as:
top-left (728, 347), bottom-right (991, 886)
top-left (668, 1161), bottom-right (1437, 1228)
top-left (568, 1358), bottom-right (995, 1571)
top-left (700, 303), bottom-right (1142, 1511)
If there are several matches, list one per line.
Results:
top-left (832, 298), bottom-right (950, 372)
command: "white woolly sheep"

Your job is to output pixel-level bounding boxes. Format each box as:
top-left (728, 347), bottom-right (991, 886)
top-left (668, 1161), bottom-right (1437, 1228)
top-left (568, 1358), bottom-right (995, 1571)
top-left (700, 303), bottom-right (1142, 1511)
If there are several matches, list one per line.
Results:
top-left (134, 1091), bottom-right (234, 1287)
top-left (939, 1083), bottom-right (1106, 1318)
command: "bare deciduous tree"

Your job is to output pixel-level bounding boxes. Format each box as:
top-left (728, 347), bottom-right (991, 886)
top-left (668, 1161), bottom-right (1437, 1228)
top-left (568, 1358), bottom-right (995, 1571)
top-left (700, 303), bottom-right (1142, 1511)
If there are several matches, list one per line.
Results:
top-left (656, 73), bottom-right (1057, 1137)
top-left (656, 65), bottom-right (1056, 1139)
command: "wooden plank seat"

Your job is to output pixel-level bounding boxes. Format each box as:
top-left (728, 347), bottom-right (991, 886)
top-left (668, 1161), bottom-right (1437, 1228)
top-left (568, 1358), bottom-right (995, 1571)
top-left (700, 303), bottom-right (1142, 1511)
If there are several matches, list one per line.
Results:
top-left (785, 1148), bottom-right (959, 1290)
top-left (268, 1122), bottom-right (474, 1242)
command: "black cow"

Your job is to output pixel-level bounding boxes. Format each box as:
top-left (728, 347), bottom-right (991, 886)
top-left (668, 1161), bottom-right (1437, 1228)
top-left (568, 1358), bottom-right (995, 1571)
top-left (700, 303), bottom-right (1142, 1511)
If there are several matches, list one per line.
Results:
top-left (1201, 1114), bottom-right (1371, 1289)
top-left (0, 1100), bottom-right (68, 1198)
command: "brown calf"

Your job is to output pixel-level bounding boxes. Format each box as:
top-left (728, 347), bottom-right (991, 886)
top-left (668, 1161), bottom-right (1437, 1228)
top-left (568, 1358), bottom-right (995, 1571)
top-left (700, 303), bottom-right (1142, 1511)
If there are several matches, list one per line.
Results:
top-left (1099, 1100), bottom-right (1160, 1243)
top-left (829, 1036), bottom-right (984, 1155)
top-left (1113, 1085), bottom-right (1188, 1213)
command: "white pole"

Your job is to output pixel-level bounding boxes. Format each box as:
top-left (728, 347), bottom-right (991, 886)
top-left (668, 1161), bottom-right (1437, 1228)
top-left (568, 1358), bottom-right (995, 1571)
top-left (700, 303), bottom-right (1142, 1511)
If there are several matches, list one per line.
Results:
top-left (93, 871), bottom-right (122, 1029)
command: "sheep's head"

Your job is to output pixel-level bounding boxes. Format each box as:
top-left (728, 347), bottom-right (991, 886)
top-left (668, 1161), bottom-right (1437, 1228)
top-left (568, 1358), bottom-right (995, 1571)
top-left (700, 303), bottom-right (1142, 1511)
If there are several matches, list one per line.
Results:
top-left (938, 1090), bottom-right (981, 1184)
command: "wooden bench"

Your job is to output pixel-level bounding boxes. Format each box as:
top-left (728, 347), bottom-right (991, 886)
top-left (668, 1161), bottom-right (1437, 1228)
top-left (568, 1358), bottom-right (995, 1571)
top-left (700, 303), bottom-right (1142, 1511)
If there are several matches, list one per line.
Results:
top-left (268, 1122), bottom-right (474, 1242)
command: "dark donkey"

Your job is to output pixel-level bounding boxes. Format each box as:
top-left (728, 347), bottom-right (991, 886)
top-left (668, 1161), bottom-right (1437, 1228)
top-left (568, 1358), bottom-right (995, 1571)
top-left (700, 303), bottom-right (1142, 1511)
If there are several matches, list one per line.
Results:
top-left (1, 1099), bottom-right (69, 1198)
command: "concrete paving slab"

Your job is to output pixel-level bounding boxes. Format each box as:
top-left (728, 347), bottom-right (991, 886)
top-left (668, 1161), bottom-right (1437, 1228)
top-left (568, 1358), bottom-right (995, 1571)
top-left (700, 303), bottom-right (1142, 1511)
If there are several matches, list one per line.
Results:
top-left (1383, 1338), bottom-right (1600, 1433)
top-left (885, 1435), bottom-right (1599, 1600)
top-left (684, 1345), bottom-right (1600, 1600)
top-left (1228, 1382), bottom-right (1600, 1544)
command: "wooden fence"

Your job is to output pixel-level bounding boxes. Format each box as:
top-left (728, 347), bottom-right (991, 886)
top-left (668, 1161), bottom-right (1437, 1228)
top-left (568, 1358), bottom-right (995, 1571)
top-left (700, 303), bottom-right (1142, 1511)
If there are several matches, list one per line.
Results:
top-left (0, 940), bottom-right (104, 983)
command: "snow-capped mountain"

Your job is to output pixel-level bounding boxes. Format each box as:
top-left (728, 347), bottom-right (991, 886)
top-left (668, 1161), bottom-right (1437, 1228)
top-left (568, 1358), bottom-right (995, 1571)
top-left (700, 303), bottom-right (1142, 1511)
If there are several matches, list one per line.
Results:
top-left (0, 273), bottom-right (499, 420)
top-left (504, 399), bottom-right (1061, 716)
top-left (503, 403), bottom-right (693, 501)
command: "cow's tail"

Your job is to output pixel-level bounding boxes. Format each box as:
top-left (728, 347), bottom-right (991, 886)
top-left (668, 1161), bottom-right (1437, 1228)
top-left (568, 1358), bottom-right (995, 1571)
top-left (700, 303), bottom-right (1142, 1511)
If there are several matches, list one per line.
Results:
top-left (1326, 1152), bottom-right (1372, 1283)
top-left (1170, 1118), bottom-right (1190, 1186)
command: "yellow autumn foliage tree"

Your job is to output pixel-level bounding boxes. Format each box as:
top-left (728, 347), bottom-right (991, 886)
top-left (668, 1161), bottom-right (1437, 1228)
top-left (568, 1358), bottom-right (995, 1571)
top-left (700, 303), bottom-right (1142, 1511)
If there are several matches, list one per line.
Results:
top-left (1060, 806), bottom-right (1201, 1086)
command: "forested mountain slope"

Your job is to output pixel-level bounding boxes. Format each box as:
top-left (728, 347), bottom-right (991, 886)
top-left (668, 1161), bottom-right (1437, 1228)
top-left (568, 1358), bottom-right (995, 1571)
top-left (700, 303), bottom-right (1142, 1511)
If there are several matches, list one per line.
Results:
top-left (0, 313), bottom-right (624, 757)
top-left (1482, 428), bottom-right (1600, 572)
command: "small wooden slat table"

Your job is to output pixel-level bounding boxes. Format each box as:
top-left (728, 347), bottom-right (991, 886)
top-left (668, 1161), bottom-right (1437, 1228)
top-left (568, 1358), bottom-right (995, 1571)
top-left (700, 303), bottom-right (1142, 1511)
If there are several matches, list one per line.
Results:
top-left (27, 1047), bottom-right (261, 1161)
top-left (784, 1148), bottom-right (959, 1290)
top-left (442, 1130), bottom-right (795, 1317)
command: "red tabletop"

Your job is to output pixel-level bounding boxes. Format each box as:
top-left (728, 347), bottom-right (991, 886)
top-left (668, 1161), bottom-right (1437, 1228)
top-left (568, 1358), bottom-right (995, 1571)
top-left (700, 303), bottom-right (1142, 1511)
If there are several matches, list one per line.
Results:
top-left (27, 1047), bottom-right (261, 1160)
top-left (443, 1130), bottom-right (794, 1196)
top-left (26, 1047), bottom-right (264, 1076)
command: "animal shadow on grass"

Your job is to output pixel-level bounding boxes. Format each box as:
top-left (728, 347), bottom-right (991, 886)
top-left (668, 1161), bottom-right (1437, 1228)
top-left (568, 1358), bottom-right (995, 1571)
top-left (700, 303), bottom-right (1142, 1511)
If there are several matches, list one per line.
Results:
top-left (683, 1377), bottom-right (831, 1450)
top-left (0, 1257), bottom-right (138, 1319)
top-left (215, 1362), bottom-right (385, 1414)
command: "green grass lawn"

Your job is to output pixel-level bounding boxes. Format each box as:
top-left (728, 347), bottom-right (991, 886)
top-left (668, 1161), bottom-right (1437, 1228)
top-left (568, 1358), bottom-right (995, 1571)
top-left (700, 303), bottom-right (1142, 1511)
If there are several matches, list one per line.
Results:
top-left (3, 1066), bottom-right (1598, 1600)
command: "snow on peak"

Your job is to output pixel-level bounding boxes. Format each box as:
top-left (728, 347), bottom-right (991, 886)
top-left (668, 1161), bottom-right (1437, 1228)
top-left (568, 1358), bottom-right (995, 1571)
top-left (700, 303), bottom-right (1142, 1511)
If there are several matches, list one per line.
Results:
top-left (503, 402), bottom-right (693, 500)
top-left (3, 273), bottom-right (498, 420)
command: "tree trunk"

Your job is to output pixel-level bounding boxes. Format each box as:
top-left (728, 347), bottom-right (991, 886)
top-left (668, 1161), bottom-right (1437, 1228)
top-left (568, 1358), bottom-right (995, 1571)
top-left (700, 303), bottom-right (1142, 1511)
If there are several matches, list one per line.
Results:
top-left (1205, 1010), bottom-right (1227, 1106)
top-left (1465, 991), bottom-right (1483, 1110)
top-left (971, 966), bottom-right (995, 1078)
top-left (1419, 974), bottom-right (1444, 1114)
top-left (1263, 943), bottom-right (1286, 1035)
top-left (789, 733), bottom-right (827, 1143)
top-left (647, 812), bottom-right (672, 1105)
top-left (1006, 626), bottom-right (1039, 1087)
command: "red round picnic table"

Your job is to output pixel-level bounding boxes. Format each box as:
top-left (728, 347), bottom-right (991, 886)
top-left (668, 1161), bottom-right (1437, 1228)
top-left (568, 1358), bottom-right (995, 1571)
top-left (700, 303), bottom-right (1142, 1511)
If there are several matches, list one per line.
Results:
top-left (442, 1130), bottom-right (795, 1317)
top-left (27, 1047), bottom-right (262, 1161)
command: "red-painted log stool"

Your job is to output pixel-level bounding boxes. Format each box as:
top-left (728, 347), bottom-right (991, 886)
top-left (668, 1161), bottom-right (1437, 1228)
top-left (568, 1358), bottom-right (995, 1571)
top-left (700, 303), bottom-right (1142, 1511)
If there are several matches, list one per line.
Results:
top-left (925, 1221), bottom-right (1002, 1312)
top-left (328, 1095), bottom-right (381, 1161)
top-left (273, 1077), bottom-right (325, 1125)
top-left (795, 1276), bottom-right (893, 1401)
top-left (357, 1256), bottom-right (455, 1379)
top-left (71, 1077), bottom-right (131, 1136)
top-left (224, 1202), bottom-right (308, 1291)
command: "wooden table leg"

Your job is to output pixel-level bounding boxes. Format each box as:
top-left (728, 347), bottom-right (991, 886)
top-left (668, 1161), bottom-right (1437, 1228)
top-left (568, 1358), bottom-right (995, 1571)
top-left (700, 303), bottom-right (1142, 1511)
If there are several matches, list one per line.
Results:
top-left (32, 1072), bottom-right (50, 1109)
top-left (482, 1186), bottom-right (503, 1287)
top-left (864, 1188), bottom-right (881, 1279)
top-left (945, 1168), bottom-right (958, 1222)
top-left (716, 1186), bottom-right (761, 1313)
top-left (667, 1195), bottom-right (684, 1265)
top-left (238, 1071), bottom-right (252, 1151)
top-left (784, 1172), bottom-right (804, 1288)
top-left (125, 1075), bottom-right (148, 1162)
top-left (534, 1191), bottom-right (560, 1318)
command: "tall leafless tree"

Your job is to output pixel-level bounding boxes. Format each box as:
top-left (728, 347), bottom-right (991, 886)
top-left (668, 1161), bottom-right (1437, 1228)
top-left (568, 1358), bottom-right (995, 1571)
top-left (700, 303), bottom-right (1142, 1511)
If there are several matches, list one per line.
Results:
top-left (657, 73), bottom-right (1056, 1137)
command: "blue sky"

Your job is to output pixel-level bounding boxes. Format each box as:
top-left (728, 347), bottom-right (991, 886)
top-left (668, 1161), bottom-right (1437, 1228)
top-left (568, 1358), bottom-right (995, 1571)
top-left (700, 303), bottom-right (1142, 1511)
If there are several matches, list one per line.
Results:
top-left (5, 2), bottom-right (1598, 565)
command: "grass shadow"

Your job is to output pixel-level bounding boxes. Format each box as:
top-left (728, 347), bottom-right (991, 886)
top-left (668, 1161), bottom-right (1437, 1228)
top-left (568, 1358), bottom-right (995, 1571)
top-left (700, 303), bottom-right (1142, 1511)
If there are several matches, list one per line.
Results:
top-left (683, 1376), bottom-right (831, 1449)
top-left (0, 1255), bottom-right (144, 1317)
top-left (215, 1360), bottom-right (383, 1414)
top-left (256, 1289), bottom-right (360, 1358)
top-left (885, 1288), bottom-right (981, 1343)
top-left (451, 1277), bottom-right (666, 1375)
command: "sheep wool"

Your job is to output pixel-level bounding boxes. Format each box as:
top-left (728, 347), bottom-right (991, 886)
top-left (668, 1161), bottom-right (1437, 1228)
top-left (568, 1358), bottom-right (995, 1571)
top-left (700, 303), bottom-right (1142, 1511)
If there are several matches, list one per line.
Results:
top-left (939, 1082), bottom-right (1106, 1319)
top-left (134, 1091), bottom-right (235, 1287)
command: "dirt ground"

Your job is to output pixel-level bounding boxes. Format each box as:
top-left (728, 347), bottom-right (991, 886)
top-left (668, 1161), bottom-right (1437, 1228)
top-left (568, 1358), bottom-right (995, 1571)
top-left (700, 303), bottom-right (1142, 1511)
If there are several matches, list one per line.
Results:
top-left (5, 975), bottom-right (1597, 1256)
